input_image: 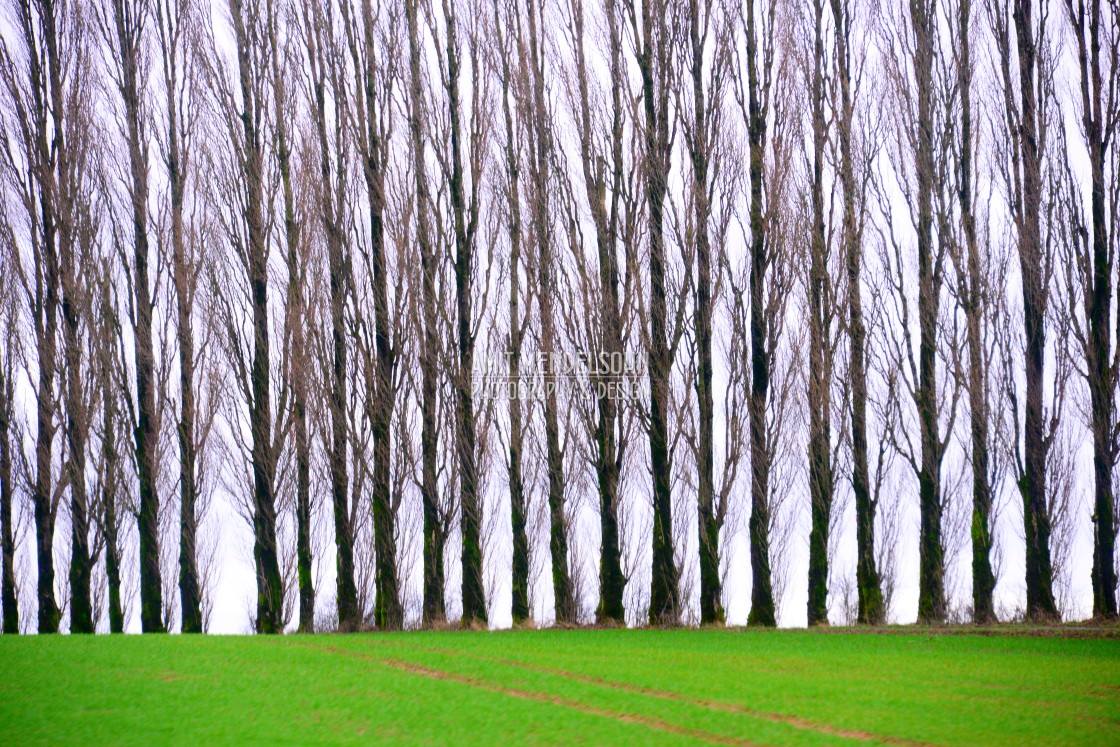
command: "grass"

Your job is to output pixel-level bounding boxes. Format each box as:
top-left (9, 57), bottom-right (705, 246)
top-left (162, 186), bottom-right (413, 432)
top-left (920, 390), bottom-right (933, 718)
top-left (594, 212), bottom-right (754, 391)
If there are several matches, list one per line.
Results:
top-left (1, 627), bottom-right (1118, 745)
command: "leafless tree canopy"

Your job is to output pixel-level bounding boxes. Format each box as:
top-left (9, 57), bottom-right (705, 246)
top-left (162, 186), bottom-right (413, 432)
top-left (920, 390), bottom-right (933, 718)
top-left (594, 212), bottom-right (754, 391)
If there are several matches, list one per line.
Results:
top-left (0, 0), bottom-right (1116, 633)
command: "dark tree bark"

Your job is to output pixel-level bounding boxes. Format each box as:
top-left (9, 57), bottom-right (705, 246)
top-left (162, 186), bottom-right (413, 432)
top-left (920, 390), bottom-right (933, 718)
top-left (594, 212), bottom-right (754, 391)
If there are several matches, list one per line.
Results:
top-left (804, 0), bottom-right (834, 627)
top-left (302, 0), bottom-right (358, 631)
top-left (831, 0), bottom-right (884, 624)
top-left (60, 169), bottom-right (93, 636)
top-left (631, 0), bottom-right (680, 626)
top-left (405, 0), bottom-right (445, 626)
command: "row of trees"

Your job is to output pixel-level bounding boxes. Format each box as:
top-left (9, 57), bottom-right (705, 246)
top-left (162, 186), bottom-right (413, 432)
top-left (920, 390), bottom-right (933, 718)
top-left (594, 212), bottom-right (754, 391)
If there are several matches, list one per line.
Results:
top-left (0, 0), bottom-right (1116, 634)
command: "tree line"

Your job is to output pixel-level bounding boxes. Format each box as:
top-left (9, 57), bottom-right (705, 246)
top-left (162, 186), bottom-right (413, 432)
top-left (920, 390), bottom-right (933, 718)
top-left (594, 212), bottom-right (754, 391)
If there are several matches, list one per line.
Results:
top-left (0, 0), bottom-right (1116, 634)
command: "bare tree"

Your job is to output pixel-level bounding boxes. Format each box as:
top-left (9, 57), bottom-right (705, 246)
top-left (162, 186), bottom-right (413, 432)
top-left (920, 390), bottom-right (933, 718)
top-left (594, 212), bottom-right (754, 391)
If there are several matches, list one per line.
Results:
top-left (1059, 0), bottom-right (1119, 620)
top-left (95, 0), bottom-right (167, 632)
top-left (299, 0), bottom-right (360, 631)
top-left (795, 0), bottom-right (839, 626)
top-left (0, 0), bottom-right (95, 634)
top-left (987, 0), bottom-right (1059, 621)
top-left (827, 0), bottom-right (884, 624)
top-left (340, 0), bottom-right (403, 631)
top-left (57, 110), bottom-right (97, 635)
top-left (558, 0), bottom-right (632, 626)
top-left (430, 0), bottom-right (489, 626)
top-left (875, 0), bottom-right (957, 624)
top-left (404, 0), bottom-right (446, 626)
top-left (492, 0), bottom-right (533, 625)
top-left (626, 0), bottom-right (681, 626)
top-left (208, 0), bottom-right (286, 633)
top-left (943, 0), bottom-right (1000, 624)
top-left (730, 0), bottom-right (784, 627)
top-left (678, 0), bottom-right (733, 626)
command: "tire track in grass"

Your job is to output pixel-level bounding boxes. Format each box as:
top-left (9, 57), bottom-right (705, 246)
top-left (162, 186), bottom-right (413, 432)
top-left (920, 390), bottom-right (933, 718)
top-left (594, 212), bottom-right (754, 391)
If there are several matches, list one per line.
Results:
top-left (289, 641), bottom-right (764, 746)
top-left (376, 640), bottom-right (935, 747)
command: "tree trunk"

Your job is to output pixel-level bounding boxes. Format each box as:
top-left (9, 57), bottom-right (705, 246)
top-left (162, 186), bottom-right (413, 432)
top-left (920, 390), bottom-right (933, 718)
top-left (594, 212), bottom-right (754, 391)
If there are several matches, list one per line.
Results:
top-left (570, 0), bottom-right (625, 626)
top-left (230, 0), bottom-right (283, 634)
top-left (61, 236), bottom-right (93, 634)
top-left (345, 0), bottom-right (401, 632)
top-left (98, 320), bottom-right (125, 634)
top-left (303, 0), bottom-right (358, 631)
top-left (745, 0), bottom-right (774, 628)
top-left (0, 353), bottom-right (17, 634)
top-left (806, 0), bottom-right (832, 627)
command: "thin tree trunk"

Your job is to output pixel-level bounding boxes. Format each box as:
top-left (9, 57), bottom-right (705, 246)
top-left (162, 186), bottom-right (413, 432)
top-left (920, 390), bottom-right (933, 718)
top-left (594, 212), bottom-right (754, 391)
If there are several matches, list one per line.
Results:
top-left (569, 0), bottom-right (625, 626)
top-left (805, 0), bottom-right (833, 627)
top-left (744, 0), bottom-right (774, 628)
top-left (0, 351), bottom-right (17, 634)
top-left (228, 0), bottom-right (283, 634)
top-left (61, 228), bottom-right (93, 634)
top-left (348, 0), bottom-right (402, 632)
top-left (23, 0), bottom-right (64, 636)
top-left (97, 307), bottom-right (125, 634)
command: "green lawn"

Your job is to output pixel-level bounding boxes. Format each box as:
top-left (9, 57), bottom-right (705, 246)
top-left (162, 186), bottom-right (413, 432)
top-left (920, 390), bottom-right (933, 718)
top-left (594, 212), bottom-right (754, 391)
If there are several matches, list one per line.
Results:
top-left (1, 627), bottom-right (1118, 745)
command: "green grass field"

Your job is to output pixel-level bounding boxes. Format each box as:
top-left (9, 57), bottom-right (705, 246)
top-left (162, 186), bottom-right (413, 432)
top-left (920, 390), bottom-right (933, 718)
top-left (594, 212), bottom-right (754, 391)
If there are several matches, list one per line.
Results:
top-left (2, 627), bottom-right (1118, 745)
